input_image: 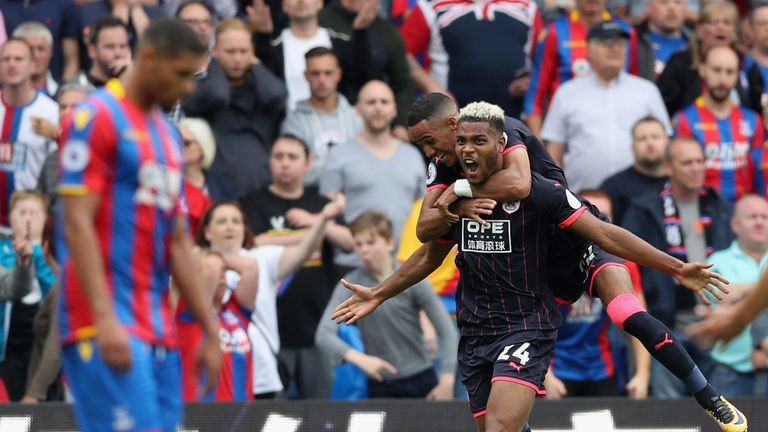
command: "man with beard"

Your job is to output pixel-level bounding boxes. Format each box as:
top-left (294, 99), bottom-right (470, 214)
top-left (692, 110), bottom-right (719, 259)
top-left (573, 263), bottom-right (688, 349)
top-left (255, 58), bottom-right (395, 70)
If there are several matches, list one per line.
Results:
top-left (76, 16), bottom-right (132, 89)
top-left (600, 116), bottom-right (669, 226)
top-left (674, 45), bottom-right (765, 203)
top-left (320, 80), bottom-right (424, 273)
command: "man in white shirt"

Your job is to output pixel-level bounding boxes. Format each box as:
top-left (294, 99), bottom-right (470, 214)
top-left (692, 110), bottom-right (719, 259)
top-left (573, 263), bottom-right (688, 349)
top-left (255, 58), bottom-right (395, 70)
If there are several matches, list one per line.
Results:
top-left (249, 0), bottom-right (369, 111)
top-left (542, 20), bottom-right (670, 192)
top-left (0, 38), bottom-right (58, 233)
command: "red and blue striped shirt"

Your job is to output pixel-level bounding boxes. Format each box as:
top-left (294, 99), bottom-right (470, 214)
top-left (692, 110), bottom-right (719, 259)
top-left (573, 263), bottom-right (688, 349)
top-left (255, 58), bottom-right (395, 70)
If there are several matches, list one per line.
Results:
top-left (178, 297), bottom-right (253, 402)
top-left (524, 10), bottom-right (637, 118)
top-left (673, 98), bottom-right (765, 202)
top-left (56, 79), bottom-right (184, 347)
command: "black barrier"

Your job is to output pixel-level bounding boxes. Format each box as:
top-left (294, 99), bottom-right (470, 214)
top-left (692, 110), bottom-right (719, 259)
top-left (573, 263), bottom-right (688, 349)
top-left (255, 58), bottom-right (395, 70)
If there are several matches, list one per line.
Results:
top-left (0, 398), bottom-right (764, 431)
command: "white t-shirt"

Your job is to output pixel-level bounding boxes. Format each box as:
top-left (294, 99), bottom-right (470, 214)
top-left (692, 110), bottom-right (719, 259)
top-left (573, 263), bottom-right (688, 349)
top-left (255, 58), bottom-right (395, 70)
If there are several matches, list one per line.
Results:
top-left (281, 28), bottom-right (332, 111)
top-left (225, 245), bottom-right (285, 395)
top-left (0, 91), bottom-right (58, 233)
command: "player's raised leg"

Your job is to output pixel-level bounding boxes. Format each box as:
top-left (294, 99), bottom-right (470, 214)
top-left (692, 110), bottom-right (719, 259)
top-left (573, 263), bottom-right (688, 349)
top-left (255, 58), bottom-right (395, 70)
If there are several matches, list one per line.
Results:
top-left (595, 265), bottom-right (748, 432)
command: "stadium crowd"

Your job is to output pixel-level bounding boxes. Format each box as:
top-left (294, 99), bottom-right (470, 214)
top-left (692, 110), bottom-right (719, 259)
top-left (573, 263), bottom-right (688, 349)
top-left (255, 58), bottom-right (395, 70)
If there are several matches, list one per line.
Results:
top-left (0, 0), bottom-right (767, 413)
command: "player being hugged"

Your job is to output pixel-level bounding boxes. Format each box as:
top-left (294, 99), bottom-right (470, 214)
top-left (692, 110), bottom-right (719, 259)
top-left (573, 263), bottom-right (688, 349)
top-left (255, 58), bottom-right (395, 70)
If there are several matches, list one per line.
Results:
top-left (333, 102), bottom-right (741, 432)
top-left (56, 20), bottom-right (221, 432)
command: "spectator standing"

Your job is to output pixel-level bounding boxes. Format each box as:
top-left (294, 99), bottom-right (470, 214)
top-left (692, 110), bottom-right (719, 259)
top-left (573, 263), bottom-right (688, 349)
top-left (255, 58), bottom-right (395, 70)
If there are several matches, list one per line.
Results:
top-left (320, 80), bottom-right (425, 271)
top-left (166, 0), bottom-right (238, 20)
top-left (183, 18), bottom-right (287, 197)
top-left (623, 137), bottom-right (733, 398)
top-left (197, 199), bottom-right (342, 398)
top-left (176, 0), bottom-right (217, 48)
top-left (316, 211), bottom-right (457, 399)
top-left (0, 38), bottom-right (59, 233)
top-left (12, 23), bottom-right (59, 96)
top-left (75, 17), bottom-right (134, 89)
top-left (35, 83), bottom-right (93, 209)
top-left (0, 0), bottom-right (80, 83)
top-left (400, 0), bottom-right (543, 118)
top-left (656, 0), bottom-right (739, 117)
top-left (19, 281), bottom-right (60, 404)
top-left (608, 0), bottom-right (699, 24)
top-left (635, 0), bottom-right (691, 80)
top-left (177, 250), bottom-right (258, 401)
top-left (600, 116), bottom-right (669, 226)
top-left (524, 0), bottom-right (637, 135)
top-left (319, 0), bottom-right (414, 140)
top-left (250, 0), bottom-right (370, 112)
top-left (78, 0), bottom-right (168, 65)
top-left (704, 194), bottom-right (768, 397)
top-left (281, 47), bottom-right (362, 186)
top-left (178, 118), bottom-right (219, 236)
top-left (673, 46), bottom-right (764, 203)
top-left (0, 191), bottom-right (54, 401)
top-left (742, 4), bottom-right (768, 118)
top-left (541, 21), bottom-right (670, 192)
top-left (240, 135), bottom-right (354, 399)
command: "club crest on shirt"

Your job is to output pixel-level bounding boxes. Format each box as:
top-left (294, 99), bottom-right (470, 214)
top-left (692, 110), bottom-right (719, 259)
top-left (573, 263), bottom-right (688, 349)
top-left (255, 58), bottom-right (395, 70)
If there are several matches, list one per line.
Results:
top-left (219, 325), bottom-right (250, 354)
top-left (61, 140), bottom-right (90, 172)
top-left (502, 201), bottom-right (520, 214)
top-left (74, 106), bottom-right (94, 131)
top-left (461, 219), bottom-right (511, 253)
top-left (739, 119), bottom-right (753, 137)
top-left (0, 141), bottom-right (27, 172)
top-left (566, 189), bottom-right (582, 210)
top-left (270, 215), bottom-right (286, 231)
top-left (134, 162), bottom-right (182, 212)
top-left (572, 59), bottom-right (591, 78)
top-left (426, 162), bottom-right (437, 185)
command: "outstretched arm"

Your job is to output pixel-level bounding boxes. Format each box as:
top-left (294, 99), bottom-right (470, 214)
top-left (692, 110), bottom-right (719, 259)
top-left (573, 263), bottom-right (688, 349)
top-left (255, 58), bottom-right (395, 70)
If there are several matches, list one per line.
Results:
top-left (565, 211), bottom-right (729, 303)
top-left (687, 267), bottom-right (768, 344)
top-left (331, 241), bottom-right (454, 324)
top-left (277, 199), bottom-right (343, 279)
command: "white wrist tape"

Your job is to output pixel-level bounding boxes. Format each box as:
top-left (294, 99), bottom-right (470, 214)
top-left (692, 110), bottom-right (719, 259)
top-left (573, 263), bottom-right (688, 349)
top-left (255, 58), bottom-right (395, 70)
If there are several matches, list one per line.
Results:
top-left (454, 179), bottom-right (474, 198)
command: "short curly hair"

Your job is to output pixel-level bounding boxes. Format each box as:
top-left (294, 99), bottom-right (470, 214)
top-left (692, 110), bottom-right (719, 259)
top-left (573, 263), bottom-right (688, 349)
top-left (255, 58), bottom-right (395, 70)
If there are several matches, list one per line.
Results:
top-left (458, 102), bottom-right (505, 134)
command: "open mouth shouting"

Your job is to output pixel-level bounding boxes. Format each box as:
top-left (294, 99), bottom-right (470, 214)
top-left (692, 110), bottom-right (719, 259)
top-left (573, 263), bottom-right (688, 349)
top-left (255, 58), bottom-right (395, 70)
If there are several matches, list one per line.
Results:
top-left (462, 157), bottom-right (480, 176)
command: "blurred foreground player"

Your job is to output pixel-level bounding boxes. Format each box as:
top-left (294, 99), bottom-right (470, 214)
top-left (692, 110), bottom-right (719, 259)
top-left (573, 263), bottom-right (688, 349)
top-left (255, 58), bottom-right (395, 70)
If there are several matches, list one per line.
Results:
top-left (56, 20), bottom-right (221, 432)
top-left (333, 105), bottom-right (743, 432)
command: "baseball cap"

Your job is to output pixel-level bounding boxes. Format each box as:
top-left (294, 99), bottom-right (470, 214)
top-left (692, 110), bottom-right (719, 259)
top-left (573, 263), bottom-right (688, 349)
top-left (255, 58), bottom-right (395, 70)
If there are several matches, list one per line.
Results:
top-left (587, 21), bottom-right (630, 41)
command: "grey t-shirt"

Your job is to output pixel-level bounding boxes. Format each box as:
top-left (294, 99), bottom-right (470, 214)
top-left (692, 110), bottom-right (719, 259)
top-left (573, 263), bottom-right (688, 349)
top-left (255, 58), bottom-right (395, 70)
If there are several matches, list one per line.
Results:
top-left (315, 266), bottom-right (458, 379)
top-left (677, 198), bottom-right (707, 264)
top-left (320, 139), bottom-right (426, 267)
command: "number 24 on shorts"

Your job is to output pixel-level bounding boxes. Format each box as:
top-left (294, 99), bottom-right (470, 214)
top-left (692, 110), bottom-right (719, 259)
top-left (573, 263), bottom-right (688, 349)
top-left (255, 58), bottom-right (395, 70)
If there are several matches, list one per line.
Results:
top-left (497, 342), bottom-right (531, 365)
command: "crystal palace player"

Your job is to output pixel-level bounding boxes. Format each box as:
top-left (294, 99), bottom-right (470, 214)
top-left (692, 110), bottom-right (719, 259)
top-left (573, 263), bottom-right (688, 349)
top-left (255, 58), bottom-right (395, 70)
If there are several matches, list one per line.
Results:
top-left (57, 20), bottom-right (220, 432)
top-left (333, 103), bottom-right (747, 432)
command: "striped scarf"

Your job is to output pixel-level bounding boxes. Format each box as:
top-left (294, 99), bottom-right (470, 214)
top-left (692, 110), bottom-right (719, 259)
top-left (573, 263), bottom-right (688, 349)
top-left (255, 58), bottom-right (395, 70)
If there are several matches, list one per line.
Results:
top-left (660, 182), bottom-right (715, 261)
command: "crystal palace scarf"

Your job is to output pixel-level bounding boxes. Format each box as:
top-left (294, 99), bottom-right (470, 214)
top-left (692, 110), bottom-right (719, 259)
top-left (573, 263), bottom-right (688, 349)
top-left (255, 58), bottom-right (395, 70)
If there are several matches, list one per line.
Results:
top-left (660, 182), bottom-right (715, 260)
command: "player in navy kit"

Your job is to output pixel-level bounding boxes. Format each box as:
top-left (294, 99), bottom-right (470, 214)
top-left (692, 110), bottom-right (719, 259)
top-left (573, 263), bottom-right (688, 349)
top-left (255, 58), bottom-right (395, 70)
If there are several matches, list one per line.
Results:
top-left (409, 95), bottom-right (748, 432)
top-left (332, 104), bottom-right (739, 431)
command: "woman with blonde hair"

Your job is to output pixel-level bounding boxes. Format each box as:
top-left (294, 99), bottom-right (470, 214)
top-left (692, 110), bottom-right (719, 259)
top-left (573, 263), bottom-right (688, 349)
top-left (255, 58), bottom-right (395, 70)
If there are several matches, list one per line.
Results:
top-left (178, 117), bottom-right (236, 234)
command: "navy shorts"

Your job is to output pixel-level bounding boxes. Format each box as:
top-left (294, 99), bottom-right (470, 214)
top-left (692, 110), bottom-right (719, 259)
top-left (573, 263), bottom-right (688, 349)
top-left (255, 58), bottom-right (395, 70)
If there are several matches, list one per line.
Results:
top-left (459, 329), bottom-right (556, 416)
top-left (547, 193), bottom-right (626, 304)
top-left (548, 242), bottom-right (626, 304)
